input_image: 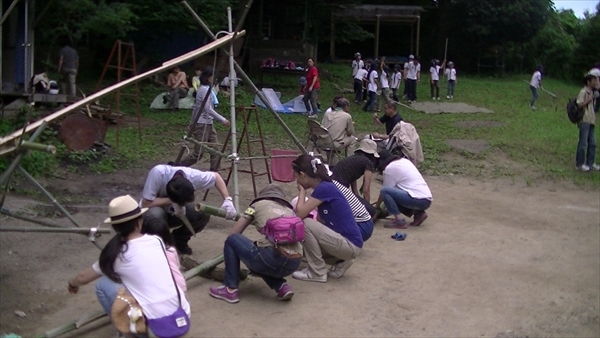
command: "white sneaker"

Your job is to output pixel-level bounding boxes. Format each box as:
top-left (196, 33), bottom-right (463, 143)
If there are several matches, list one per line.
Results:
top-left (292, 268), bottom-right (327, 283)
top-left (577, 164), bottom-right (591, 172)
top-left (451, 96), bottom-right (454, 99)
top-left (436, 97), bottom-right (440, 100)
top-left (328, 259), bottom-right (355, 278)
top-left (432, 97), bottom-right (435, 100)
top-left (446, 95), bottom-right (450, 99)
top-left (591, 164), bottom-right (600, 171)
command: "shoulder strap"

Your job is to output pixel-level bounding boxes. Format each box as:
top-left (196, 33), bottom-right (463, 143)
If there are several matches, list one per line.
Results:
top-left (157, 238), bottom-right (182, 306)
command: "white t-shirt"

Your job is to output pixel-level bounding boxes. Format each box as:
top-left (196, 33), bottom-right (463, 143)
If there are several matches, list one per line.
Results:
top-left (92, 235), bottom-right (191, 319)
top-left (405, 62), bottom-right (421, 80)
top-left (354, 68), bottom-right (368, 81)
top-left (391, 71), bottom-right (402, 89)
top-left (141, 165), bottom-right (217, 202)
top-left (445, 68), bottom-right (457, 81)
top-left (367, 70), bottom-right (379, 92)
top-left (430, 66), bottom-right (441, 81)
top-left (530, 71), bottom-right (542, 88)
top-left (382, 158), bottom-right (432, 200)
top-left (351, 60), bottom-right (364, 77)
top-left (380, 71), bottom-right (389, 89)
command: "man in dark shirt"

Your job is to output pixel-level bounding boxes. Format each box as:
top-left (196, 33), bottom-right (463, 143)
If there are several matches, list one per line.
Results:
top-left (57, 43), bottom-right (79, 97)
top-left (372, 100), bottom-right (402, 137)
top-left (331, 139), bottom-right (379, 216)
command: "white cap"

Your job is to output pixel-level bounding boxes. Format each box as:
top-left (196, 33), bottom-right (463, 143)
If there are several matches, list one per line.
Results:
top-left (409, 55), bottom-right (414, 59)
top-left (589, 68), bottom-right (600, 77)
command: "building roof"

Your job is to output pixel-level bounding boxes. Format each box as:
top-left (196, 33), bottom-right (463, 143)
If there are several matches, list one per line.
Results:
top-left (333, 5), bottom-right (424, 23)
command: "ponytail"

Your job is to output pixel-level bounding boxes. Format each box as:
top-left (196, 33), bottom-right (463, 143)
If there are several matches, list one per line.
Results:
top-left (98, 218), bottom-right (139, 283)
top-left (292, 154), bottom-right (332, 182)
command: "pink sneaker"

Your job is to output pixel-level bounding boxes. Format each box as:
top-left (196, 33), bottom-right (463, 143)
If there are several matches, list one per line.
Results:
top-left (209, 285), bottom-right (239, 303)
top-left (276, 283), bottom-right (294, 301)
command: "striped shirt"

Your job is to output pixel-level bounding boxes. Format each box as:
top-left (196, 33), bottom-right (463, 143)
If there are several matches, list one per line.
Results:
top-left (333, 180), bottom-right (371, 223)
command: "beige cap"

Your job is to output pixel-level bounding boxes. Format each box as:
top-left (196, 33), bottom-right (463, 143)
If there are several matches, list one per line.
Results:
top-left (356, 139), bottom-right (380, 158)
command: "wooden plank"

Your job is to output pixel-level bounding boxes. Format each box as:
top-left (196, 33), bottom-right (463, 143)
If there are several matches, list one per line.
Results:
top-left (0, 31), bottom-right (245, 153)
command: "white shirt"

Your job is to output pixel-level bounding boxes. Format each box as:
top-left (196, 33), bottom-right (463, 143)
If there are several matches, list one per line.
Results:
top-left (354, 68), bottom-right (368, 81)
top-left (530, 71), bottom-right (542, 88)
top-left (391, 71), bottom-right (402, 89)
top-left (445, 68), bottom-right (457, 81)
top-left (430, 66), bottom-right (440, 81)
top-left (92, 235), bottom-right (191, 319)
top-left (405, 62), bottom-right (421, 80)
top-left (382, 158), bottom-right (432, 200)
top-left (141, 165), bottom-right (217, 202)
top-left (367, 70), bottom-right (379, 92)
top-left (380, 71), bottom-right (389, 89)
top-left (351, 60), bottom-right (364, 77)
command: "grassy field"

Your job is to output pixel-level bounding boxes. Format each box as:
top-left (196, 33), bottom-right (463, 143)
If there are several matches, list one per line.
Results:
top-left (1, 63), bottom-right (598, 187)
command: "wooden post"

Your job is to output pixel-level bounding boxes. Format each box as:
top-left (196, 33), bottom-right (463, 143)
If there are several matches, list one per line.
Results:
top-left (330, 11), bottom-right (335, 60)
top-left (416, 15), bottom-right (420, 57)
top-left (374, 14), bottom-right (381, 59)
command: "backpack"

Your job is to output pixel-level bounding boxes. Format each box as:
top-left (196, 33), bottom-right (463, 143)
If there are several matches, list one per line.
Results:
top-left (261, 216), bottom-right (305, 245)
top-left (566, 98), bottom-right (584, 123)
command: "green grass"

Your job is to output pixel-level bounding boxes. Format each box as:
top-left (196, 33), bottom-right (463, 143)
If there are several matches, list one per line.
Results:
top-left (1, 65), bottom-right (598, 188)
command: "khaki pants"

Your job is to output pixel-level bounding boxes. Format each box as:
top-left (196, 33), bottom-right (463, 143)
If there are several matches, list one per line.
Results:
top-left (302, 218), bottom-right (362, 276)
top-left (318, 136), bottom-right (356, 166)
top-left (179, 124), bottom-right (220, 171)
top-left (61, 69), bottom-right (77, 97)
top-left (169, 87), bottom-right (188, 109)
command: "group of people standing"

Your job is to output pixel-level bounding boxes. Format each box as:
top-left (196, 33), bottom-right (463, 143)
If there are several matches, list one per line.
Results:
top-left (351, 52), bottom-right (458, 113)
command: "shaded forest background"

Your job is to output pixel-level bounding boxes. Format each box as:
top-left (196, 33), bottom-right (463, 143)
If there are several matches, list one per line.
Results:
top-left (33, 0), bottom-right (600, 80)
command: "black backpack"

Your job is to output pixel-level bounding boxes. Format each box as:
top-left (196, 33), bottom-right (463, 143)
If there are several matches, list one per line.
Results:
top-left (566, 98), bottom-right (584, 123)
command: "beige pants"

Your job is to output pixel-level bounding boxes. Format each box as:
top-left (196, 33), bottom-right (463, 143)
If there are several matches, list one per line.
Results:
top-left (319, 136), bottom-right (356, 165)
top-left (179, 124), bottom-right (220, 171)
top-left (61, 69), bottom-right (77, 97)
top-left (302, 218), bottom-right (362, 276)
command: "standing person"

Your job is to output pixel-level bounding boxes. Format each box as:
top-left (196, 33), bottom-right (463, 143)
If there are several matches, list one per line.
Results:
top-left (379, 65), bottom-right (391, 111)
top-left (192, 67), bottom-right (202, 98)
top-left (208, 184), bottom-right (302, 303)
top-left (430, 59), bottom-right (442, 100)
top-left (292, 155), bottom-right (363, 282)
top-left (167, 66), bottom-right (189, 110)
top-left (404, 55), bottom-right (421, 102)
top-left (351, 52), bottom-right (364, 80)
top-left (375, 151), bottom-right (433, 228)
top-left (445, 61), bottom-right (457, 99)
top-left (529, 64), bottom-right (543, 110)
top-left (575, 74), bottom-right (599, 172)
top-left (179, 67), bottom-right (230, 171)
top-left (391, 65), bottom-right (402, 102)
top-left (354, 64), bottom-right (368, 104)
top-left (67, 195), bottom-right (191, 336)
top-left (303, 58), bottom-right (321, 118)
top-left (362, 62), bottom-right (379, 113)
top-left (141, 164), bottom-right (237, 255)
top-left (57, 42), bottom-right (79, 97)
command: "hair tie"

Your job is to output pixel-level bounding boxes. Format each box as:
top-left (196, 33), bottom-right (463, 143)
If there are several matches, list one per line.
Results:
top-left (310, 158), bottom-right (322, 173)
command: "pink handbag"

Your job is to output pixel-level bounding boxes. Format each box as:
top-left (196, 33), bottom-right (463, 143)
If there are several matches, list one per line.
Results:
top-left (261, 216), bottom-right (305, 245)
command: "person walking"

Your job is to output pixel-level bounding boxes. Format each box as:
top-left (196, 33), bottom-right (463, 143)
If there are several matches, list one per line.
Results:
top-left (57, 42), bottom-right (79, 97)
top-left (303, 58), bottom-right (321, 118)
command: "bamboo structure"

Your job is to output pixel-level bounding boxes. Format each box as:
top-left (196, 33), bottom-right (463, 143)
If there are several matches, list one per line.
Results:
top-left (0, 226), bottom-right (110, 234)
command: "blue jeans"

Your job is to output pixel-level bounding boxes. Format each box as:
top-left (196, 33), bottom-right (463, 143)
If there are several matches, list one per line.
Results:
top-left (357, 220), bottom-right (374, 241)
top-left (448, 80), bottom-right (456, 97)
top-left (530, 86), bottom-right (538, 107)
top-left (223, 234), bottom-right (301, 290)
top-left (576, 123), bottom-right (596, 167)
top-left (303, 89), bottom-right (319, 115)
top-left (95, 276), bottom-right (148, 338)
top-left (362, 90), bottom-right (376, 112)
top-left (380, 186), bottom-right (432, 216)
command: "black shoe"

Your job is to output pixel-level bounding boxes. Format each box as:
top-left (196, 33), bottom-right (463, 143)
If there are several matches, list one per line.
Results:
top-left (162, 95), bottom-right (169, 104)
top-left (176, 243), bottom-right (193, 255)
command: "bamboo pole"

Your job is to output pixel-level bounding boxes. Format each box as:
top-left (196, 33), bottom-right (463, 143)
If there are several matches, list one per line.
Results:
top-left (0, 226), bottom-right (110, 234)
top-left (0, 208), bottom-right (69, 228)
top-left (0, 122), bottom-right (48, 187)
top-left (522, 80), bottom-right (557, 97)
top-left (194, 202), bottom-right (241, 221)
top-left (183, 253), bottom-right (225, 280)
top-left (227, 6), bottom-right (240, 212)
top-left (38, 310), bottom-right (109, 338)
top-left (0, 31), bottom-right (246, 153)
top-left (19, 141), bottom-right (56, 154)
top-left (184, 136), bottom-right (230, 158)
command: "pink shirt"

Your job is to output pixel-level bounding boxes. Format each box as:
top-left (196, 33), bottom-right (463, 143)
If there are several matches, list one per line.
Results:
top-left (166, 247), bottom-right (187, 292)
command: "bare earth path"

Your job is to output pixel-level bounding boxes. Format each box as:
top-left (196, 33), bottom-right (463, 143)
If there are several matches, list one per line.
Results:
top-left (0, 172), bottom-right (598, 337)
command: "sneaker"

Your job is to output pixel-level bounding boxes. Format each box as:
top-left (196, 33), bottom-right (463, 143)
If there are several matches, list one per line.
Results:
top-left (446, 95), bottom-right (450, 99)
top-left (276, 283), bottom-right (294, 301)
top-left (577, 164), bottom-right (591, 172)
top-left (450, 96), bottom-right (454, 99)
top-left (308, 114), bottom-right (318, 119)
top-left (328, 259), bottom-right (355, 278)
top-left (591, 164), bottom-right (600, 171)
top-left (176, 243), bottom-right (193, 255)
top-left (209, 285), bottom-right (240, 303)
top-left (292, 268), bottom-right (327, 283)
top-left (410, 211), bottom-right (428, 227)
top-left (436, 97), bottom-right (440, 100)
top-left (432, 97), bottom-right (435, 100)
top-left (530, 106), bottom-right (537, 111)
top-left (384, 218), bottom-right (408, 229)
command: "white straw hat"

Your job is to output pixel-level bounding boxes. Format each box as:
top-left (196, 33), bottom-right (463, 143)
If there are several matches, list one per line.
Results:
top-left (356, 139), bottom-right (380, 158)
top-left (103, 195), bottom-right (148, 224)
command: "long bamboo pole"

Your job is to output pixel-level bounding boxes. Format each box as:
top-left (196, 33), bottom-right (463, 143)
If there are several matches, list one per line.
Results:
top-left (227, 6), bottom-right (240, 212)
top-left (0, 208), bottom-right (69, 228)
top-left (0, 31), bottom-right (246, 153)
top-left (19, 141), bottom-right (56, 154)
top-left (0, 226), bottom-right (110, 234)
top-left (0, 121), bottom-right (48, 187)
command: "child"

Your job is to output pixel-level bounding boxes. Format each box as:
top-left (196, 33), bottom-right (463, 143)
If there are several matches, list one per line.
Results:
top-left (354, 64), bottom-right (368, 104)
top-left (192, 67), bottom-right (202, 98)
top-left (445, 61), bottom-right (457, 99)
top-left (379, 65), bottom-right (391, 111)
top-left (362, 62), bottom-right (379, 113)
top-left (429, 59), bottom-right (441, 100)
top-left (209, 184), bottom-right (302, 303)
top-left (391, 65), bottom-right (402, 102)
top-left (529, 64), bottom-right (543, 110)
top-left (141, 219), bottom-right (187, 295)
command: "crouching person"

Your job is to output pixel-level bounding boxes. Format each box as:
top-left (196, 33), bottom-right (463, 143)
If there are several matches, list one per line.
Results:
top-left (209, 184), bottom-right (302, 303)
top-left (292, 155), bottom-right (363, 283)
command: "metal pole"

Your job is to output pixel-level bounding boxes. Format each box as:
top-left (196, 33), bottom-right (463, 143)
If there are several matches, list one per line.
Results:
top-left (0, 226), bottom-right (111, 234)
top-left (180, 2), bottom-right (309, 155)
top-left (227, 7), bottom-right (240, 212)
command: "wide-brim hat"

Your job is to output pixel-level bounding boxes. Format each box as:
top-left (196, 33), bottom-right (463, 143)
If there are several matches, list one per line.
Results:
top-left (376, 150), bottom-right (401, 172)
top-left (251, 184), bottom-right (293, 209)
top-left (355, 139), bottom-right (380, 158)
top-left (103, 195), bottom-right (148, 224)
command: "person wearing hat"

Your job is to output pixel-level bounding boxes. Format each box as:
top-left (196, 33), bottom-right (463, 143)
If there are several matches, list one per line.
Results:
top-left (404, 55), bottom-right (421, 102)
top-left (375, 150), bottom-right (432, 229)
top-left (575, 73), bottom-right (599, 172)
top-left (351, 52), bottom-right (364, 79)
top-left (67, 195), bottom-right (191, 332)
top-left (588, 66), bottom-right (600, 113)
top-left (141, 164), bottom-right (237, 255)
top-left (209, 184), bottom-right (302, 303)
top-left (331, 138), bottom-right (379, 205)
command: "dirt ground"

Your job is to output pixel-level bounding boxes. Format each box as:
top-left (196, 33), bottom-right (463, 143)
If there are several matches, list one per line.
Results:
top-left (1, 157), bottom-right (599, 337)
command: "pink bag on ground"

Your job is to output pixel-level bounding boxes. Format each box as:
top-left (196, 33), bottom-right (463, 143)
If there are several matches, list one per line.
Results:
top-left (261, 216), bottom-right (305, 245)
top-left (271, 149), bottom-right (299, 182)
